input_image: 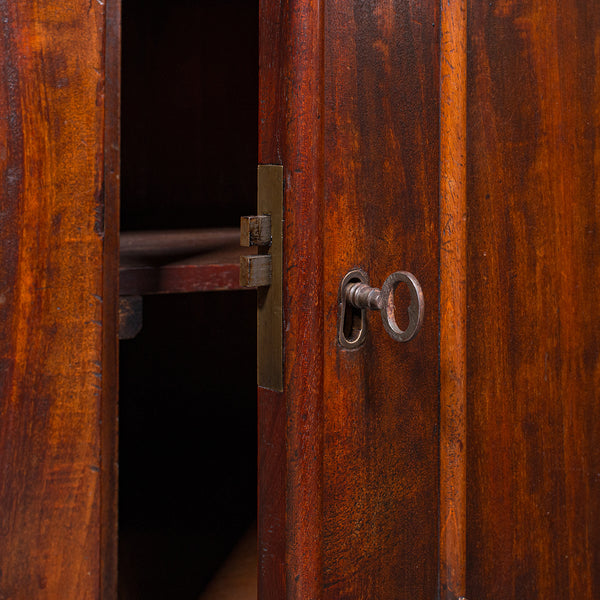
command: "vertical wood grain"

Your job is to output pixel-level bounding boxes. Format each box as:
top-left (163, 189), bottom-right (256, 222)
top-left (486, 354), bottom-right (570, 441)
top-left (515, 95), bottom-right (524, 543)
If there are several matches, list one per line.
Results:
top-left (261, 1), bottom-right (440, 597)
top-left (101, 0), bottom-right (120, 597)
top-left (322, 1), bottom-right (440, 598)
top-left (259, 1), bottom-right (324, 598)
top-left (0, 0), bottom-right (115, 597)
top-left (466, 1), bottom-right (600, 597)
top-left (257, 387), bottom-right (285, 600)
top-left (282, 3), bottom-right (325, 597)
top-left (439, 0), bottom-right (467, 598)
top-left (258, 4), bottom-right (285, 599)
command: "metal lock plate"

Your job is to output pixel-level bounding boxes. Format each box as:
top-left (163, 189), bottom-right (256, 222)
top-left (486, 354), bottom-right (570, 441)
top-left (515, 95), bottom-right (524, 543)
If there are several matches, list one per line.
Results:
top-left (240, 165), bottom-right (283, 391)
top-left (256, 165), bottom-right (283, 391)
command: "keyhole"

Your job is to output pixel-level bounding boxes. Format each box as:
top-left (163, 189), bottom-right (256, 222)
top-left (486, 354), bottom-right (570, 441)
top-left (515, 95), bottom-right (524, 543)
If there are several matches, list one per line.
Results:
top-left (338, 269), bottom-right (370, 348)
top-left (343, 278), bottom-right (364, 343)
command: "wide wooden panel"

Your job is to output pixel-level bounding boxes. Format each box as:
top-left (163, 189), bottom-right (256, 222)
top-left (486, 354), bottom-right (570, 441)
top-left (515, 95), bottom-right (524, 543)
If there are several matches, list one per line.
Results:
top-left (0, 1), bottom-right (116, 597)
top-left (260, 1), bottom-right (440, 597)
top-left (322, 2), bottom-right (440, 598)
top-left (467, 1), bottom-right (600, 597)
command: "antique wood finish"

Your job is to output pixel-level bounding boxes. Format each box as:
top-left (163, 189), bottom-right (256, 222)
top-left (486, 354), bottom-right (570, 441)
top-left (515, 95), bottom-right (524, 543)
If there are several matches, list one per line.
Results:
top-left (257, 387), bottom-right (286, 600)
top-left (322, 2), bottom-right (439, 598)
top-left (259, 0), bottom-right (324, 598)
top-left (120, 254), bottom-right (249, 295)
top-left (439, 0), bottom-right (467, 598)
top-left (466, 1), bottom-right (600, 598)
top-left (260, 0), bottom-right (440, 598)
top-left (120, 229), bottom-right (242, 257)
top-left (102, 0), bottom-right (120, 596)
top-left (0, 0), bottom-right (117, 597)
top-left (257, 5), bottom-right (286, 600)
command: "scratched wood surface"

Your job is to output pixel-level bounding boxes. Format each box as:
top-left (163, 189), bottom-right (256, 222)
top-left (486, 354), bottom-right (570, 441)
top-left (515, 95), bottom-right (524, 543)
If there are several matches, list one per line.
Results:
top-left (260, 1), bottom-right (440, 598)
top-left (439, 0), bottom-right (467, 598)
top-left (0, 0), bottom-right (117, 597)
top-left (322, 2), bottom-right (439, 597)
top-left (259, 0), bottom-right (324, 598)
top-left (466, 1), bottom-right (600, 598)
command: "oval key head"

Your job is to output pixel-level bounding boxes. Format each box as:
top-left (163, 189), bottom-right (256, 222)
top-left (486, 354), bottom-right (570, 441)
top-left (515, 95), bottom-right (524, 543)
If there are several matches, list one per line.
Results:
top-left (379, 271), bottom-right (424, 342)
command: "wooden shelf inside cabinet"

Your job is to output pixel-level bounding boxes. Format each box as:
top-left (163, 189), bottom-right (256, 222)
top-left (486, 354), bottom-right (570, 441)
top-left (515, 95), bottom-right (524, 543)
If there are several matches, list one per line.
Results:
top-left (119, 228), bottom-right (256, 296)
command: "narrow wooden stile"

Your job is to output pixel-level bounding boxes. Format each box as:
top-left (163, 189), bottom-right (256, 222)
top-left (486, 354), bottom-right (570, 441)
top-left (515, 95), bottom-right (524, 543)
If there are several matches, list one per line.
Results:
top-left (101, 0), bottom-right (121, 596)
top-left (258, 1), bottom-right (325, 598)
top-left (281, 1), bottom-right (325, 597)
top-left (439, 0), bottom-right (468, 598)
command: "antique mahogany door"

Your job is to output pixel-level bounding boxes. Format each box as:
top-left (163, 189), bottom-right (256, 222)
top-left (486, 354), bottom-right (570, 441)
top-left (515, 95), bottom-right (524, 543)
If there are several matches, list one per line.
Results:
top-left (258, 0), bottom-right (600, 599)
top-left (0, 0), bottom-right (599, 598)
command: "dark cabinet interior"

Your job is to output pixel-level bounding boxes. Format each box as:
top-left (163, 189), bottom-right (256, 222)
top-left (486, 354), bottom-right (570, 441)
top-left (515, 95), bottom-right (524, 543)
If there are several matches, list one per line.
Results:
top-left (118, 0), bottom-right (259, 597)
top-left (120, 0), bottom-right (258, 232)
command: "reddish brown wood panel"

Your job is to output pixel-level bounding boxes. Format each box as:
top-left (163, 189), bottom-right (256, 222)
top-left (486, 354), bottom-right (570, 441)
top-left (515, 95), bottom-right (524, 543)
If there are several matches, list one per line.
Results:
top-left (439, 0), bottom-right (467, 598)
top-left (466, 1), bottom-right (600, 598)
top-left (120, 261), bottom-right (245, 295)
top-left (322, 2), bottom-right (440, 598)
top-left (257, 387), bottom-right (285, 600)
top-left (258, 4), bottom-right (287, 600)
top-left (260, 1), bottom-right (440, 597)
top-left (259, 0), bottom-right (324, 598)
top-left (0, 1), bottom-right (116, 597)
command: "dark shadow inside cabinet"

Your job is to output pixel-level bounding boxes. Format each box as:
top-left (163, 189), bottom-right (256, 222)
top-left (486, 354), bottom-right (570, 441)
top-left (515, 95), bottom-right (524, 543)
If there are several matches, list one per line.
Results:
top-left (118, 0), bottom-right (259, 597)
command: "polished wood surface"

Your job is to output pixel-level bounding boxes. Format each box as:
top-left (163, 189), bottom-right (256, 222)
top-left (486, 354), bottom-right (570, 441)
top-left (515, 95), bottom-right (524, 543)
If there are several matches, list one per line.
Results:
top-left (257, 387), bottom-right (285, 600)
top-left (3, 0), bottom-right (599, 596)
top-left (0, 0), bottom-right (117, 597)
top-left (259, 1), bottom-right (324, 598)
top-left (257, 6), bottom-right (286, 599)
top-left (322, 2), bottom-right (439, 597)
top-left (466, 1), bottom-right (600, 598)
top-left (260, 0), bottom-right (440, 598)
top-left (439, 0), bottom-right (467, 598)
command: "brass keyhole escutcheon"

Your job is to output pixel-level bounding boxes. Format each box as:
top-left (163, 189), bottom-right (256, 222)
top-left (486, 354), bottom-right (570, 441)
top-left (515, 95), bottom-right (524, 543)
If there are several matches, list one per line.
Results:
top-left (338, 269), bottom-right (424, 348)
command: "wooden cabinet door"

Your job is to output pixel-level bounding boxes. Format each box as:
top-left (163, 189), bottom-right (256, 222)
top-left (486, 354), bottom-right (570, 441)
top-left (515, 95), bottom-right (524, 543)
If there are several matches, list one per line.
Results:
top-left (259, 1), bottom-right (600, 599)
top-left (466, 2), bottom-right (600, 598)
top-left (1, 0), bottom-right (598, 597)
top-left (258, 1), bottom-right (441, 598)
top-left (0, 1), bottom-right (119, 597)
